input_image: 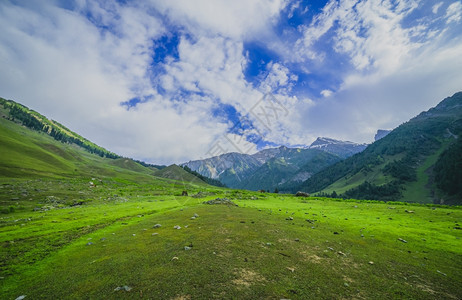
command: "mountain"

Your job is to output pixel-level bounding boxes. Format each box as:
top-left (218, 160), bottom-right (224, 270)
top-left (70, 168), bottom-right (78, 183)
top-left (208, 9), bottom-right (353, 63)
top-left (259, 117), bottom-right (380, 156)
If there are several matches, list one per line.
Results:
top-left (0, 97), bottom-right (210, 188)
top-left (374, 130), bottom-right (391, 141)
top-left (183, 146), bottom-right (342, 191)
top-left (308, 137), bottom-right (367, 158)
top-left (296, 92), bottom-right (462, 205)
top-left (153, 164), bottom-right (207, 185)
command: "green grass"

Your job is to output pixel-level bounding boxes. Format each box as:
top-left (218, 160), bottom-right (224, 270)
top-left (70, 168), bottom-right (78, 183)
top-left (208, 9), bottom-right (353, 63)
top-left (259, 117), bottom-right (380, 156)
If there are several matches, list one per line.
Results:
top-left (402, 141), bottom-right (450, 204)
top-left (1, 182), bottom-right (461, 299)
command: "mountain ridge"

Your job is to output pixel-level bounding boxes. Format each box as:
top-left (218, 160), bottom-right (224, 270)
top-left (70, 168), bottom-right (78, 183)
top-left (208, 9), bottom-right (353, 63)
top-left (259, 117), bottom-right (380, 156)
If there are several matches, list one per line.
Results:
top-left (296, 91), bottom-right (462, 205)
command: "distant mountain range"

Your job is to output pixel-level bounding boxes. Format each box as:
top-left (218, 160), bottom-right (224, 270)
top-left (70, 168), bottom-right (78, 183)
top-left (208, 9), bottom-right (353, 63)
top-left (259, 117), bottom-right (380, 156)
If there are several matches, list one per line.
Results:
top-left (297, 92), bottom-right (462, 205)
top-left (182, 138), bottom-right (366, 191)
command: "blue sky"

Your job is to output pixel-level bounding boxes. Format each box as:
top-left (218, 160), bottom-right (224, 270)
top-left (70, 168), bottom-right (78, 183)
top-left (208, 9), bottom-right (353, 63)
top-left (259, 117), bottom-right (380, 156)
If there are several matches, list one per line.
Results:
top-left (0, 0), bottom-right (461, 164)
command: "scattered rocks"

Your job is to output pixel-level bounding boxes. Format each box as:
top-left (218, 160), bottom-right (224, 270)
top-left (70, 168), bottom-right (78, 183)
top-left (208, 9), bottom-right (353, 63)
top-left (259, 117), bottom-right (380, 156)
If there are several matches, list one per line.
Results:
top-left (338, 251), bottom-right (346, 256)
top-left (114, 285), bottom-right (132, 292)
top-left (193, 213), bottom-right (199, 218)
top-left (203, 198), bottom-right (238, 206)
top-left (153, 224), bottom-right (162, 228)
top-left (286, 216), bottom-right (294, 221)
top-left (398, 238), bottom-right (408, 243)
top-left (295, 191), bottom-right (310, 197)
top-left (173, 225), bottom-right (181, 230)
top-left (328, 247), bottom-right (334, 251)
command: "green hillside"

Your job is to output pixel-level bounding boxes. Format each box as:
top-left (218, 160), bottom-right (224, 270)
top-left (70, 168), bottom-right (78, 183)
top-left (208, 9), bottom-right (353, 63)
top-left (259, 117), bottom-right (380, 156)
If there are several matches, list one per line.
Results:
top-left (0, 98), bottom-right (118, 159)
top-left (298, 92), bottom-right (462, 204)
top-left (154, 164), bottom-right (208, 186)
top-left (243, 149), bottom-right (341, 191)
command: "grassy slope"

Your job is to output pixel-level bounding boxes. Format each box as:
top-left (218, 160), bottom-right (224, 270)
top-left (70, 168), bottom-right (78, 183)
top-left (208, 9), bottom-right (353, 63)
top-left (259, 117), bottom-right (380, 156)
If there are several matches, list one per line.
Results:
top-left (1, 189), bottom-right (461, 299)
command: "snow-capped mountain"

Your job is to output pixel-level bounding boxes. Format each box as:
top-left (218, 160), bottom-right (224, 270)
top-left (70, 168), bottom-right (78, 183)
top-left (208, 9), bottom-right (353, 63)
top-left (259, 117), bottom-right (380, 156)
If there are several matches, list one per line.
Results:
top-left (182, 137), bottom-right (366, 190)
top-left (308, 137), bottom-right (367, 158)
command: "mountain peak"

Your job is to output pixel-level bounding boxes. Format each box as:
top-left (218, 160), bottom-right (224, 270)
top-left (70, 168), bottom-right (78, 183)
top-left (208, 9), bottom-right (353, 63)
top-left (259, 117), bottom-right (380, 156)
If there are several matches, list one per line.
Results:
top-left (374, 130), bottom-right (391, 141)
top-left (308, 137), bottom-right (367, 158)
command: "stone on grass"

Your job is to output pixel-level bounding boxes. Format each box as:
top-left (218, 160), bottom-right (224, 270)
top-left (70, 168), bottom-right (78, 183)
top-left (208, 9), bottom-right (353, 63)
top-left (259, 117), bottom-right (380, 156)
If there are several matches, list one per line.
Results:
top-left (190, 216), bottom-right (196, 220)
top-left (114, 285), bottom-right (132, 292)
top-left (368, 261), bottom-right (374, 265)
top-left (398, 238), bottom-right (407, 243)
top-left (184, 246), bottom-right (192, 251)
top-left (15, 296), bottom-right (26, 300)
top-left (86, 242), bottom-right (93, 246)
top-left (193, 213), bottom-right (199, 218)
top-left (153, 224), bottom-right (161, 228)
top-left (338, 251), bottom-right (346, 256)
top-left (152, 233), bottom-right (158, 236)
top-left (203, 198), bottom-right (238, 206)
top-left (174, 225), bottom-right (181, 229)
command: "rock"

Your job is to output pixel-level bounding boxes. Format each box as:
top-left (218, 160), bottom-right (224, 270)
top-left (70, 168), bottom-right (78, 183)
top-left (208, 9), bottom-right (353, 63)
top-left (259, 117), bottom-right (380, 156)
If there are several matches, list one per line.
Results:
top-left (114, 285), bottom-right (132, 292)
top-left (15, 296), bottom-right (26, 300)
top-left (184, 246), bottom-right (192, 250)
top-left (328, 247), bottom-right (334, 251)
top-left (86, 242), bottom-right (93, 246)
top-left (338, 251), bottom-right (346, 256)
top-left (294, 238), bottom-right (300, 242)
top-left (174, 225), bottom-right (181, 229)
top-left (266, 242), bottom-right (272, 246)
top-left (152, 233), bottom-right (158, 236)
top-left (368, 261), bottom-right (374, 265)
top-left (193, 213), bottom-right (199, 218)
top-left (132, 234), bottom-right (136, 236)
top-left (286, 216), bottom-right (293, 221)
top-left (171, 257), bottom-right (179, 261)
top-left (333, 232), bottom-right (339, 235)
top-left (153, 224), bottom-right (161, 228)
top-left (190, 216), bottom-right (196, 220)
top-left (203, 198), bottom-right (238, 206)
top-left (295, 191), bottom-right (310, 197)
top-left (398, 238), bottom-right (408, 243)
top-left (436, 270), bottom-right (447, 276)
top-left (405, 209), bottom-right (414, 213)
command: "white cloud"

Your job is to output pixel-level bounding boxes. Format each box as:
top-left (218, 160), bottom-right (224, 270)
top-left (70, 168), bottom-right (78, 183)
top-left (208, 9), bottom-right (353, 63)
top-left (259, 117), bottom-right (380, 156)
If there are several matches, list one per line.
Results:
top-left (446, 1), bottom-right (462, 23)
top-left (152, 0), bottom-right (288, 39)
top-left (320, 89), bottom-right (333, 97)
top-left (432, 2), bottom-right (444, 14)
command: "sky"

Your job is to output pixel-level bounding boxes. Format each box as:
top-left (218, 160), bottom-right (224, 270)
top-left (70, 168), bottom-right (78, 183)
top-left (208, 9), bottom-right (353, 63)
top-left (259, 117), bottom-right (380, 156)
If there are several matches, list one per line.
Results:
top-left (0, 0), bottom-right (461, 165)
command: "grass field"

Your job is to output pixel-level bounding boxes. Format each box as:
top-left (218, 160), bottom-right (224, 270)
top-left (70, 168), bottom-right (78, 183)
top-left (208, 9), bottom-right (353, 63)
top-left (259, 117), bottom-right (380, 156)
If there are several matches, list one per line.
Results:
top-left (1, 179), bottom-right (461, 299)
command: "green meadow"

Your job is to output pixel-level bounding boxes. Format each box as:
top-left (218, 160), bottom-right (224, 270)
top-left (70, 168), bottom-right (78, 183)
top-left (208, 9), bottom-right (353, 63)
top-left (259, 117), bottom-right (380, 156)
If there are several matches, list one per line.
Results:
top-left (1, 179), bottom-right (461, 299)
